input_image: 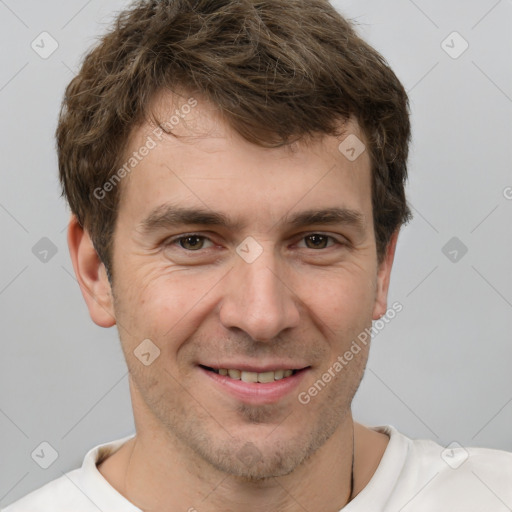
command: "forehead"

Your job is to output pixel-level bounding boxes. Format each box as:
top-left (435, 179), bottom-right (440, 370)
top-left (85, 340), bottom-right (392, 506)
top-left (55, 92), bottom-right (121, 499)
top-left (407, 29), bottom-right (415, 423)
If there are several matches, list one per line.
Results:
top-left (116, 91), bottom-right (373, 231)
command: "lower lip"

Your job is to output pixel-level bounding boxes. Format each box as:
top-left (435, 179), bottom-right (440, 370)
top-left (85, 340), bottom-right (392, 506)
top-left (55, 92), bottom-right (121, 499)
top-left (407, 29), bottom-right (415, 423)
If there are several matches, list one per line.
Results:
top-left (199, 366), bottom-right (310, 405)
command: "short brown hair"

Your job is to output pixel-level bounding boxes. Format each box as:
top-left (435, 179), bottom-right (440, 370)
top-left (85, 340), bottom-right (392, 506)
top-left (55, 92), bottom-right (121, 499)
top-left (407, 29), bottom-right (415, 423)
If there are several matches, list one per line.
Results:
top-left (57, 0), bottom-right (412, 280)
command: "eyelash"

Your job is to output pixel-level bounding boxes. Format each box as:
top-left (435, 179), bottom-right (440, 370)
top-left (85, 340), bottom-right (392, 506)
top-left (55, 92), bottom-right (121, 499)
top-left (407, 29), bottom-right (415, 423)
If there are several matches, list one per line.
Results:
top-left (163, 233), bottom-right (347, 252)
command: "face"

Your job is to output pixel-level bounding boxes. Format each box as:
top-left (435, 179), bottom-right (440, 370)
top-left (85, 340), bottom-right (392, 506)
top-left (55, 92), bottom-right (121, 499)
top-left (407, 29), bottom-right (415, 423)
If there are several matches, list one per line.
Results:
top-left (86, 92), bottom-right (395, 480)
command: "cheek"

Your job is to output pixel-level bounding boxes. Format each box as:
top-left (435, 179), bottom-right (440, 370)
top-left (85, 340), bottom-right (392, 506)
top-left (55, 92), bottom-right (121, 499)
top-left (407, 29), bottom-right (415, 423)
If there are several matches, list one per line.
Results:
top-left (114, 266), bottom-right (221, 350)
top-left (299, 264), bottom-right (377, 330)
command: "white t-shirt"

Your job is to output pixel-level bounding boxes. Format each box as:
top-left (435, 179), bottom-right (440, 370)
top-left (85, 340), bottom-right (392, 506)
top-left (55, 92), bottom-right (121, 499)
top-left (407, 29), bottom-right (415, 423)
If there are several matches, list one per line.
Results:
top-left (3, 425), bottom-right (511, 511)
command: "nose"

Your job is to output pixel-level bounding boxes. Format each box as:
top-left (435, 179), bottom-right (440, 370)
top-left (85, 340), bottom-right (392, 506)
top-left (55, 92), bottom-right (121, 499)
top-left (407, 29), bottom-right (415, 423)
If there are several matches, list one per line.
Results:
top-left (218, 248), bottom-right (301, 342)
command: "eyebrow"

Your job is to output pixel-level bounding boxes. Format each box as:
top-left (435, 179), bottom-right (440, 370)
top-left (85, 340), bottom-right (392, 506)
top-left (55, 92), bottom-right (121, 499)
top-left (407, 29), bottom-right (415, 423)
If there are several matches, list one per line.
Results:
top-left (137, 203), bottom-right (367, 236)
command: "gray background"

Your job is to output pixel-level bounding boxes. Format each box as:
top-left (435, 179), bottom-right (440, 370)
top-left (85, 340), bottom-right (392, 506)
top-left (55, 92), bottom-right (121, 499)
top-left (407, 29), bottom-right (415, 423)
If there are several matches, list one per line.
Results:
top-left (1, 0), bottom-right (511, 507)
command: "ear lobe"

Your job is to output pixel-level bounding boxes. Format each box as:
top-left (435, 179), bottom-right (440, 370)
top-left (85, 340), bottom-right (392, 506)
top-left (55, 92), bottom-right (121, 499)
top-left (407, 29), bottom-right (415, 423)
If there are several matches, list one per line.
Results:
top-left (67, 215), bottom-right (116, 327)
top-left (372, 229), bottom-right (400, 321)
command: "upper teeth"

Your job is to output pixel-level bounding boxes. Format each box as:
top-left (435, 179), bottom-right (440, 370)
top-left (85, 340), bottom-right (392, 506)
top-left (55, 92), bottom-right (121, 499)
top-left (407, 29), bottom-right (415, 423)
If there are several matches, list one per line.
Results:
top-left (216, 368), bottom-right (294, 382)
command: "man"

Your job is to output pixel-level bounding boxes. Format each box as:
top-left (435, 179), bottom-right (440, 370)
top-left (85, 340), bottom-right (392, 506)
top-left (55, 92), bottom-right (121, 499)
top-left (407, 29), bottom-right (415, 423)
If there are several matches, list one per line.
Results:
top-left (3, 0), bottom-right (511, 510)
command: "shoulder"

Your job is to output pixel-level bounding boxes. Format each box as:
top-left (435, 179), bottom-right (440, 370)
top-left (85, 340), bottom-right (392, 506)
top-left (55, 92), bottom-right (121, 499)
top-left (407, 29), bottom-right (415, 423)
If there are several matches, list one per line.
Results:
top-left (382, 426), bottom-right (512, 510)
top-left (409, 433), bottom-right (512, 477)
top-left (2, 434), bottom-right (137, 512)
top-left (1, 469), bottom-right (94, 512)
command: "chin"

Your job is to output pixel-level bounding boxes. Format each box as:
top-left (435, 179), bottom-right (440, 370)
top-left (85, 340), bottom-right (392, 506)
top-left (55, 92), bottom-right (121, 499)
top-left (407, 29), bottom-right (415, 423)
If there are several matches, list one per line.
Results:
top-left (206, 443), bottom-right (306, 481)
top-left (195, 423), bottom-right (336, 482)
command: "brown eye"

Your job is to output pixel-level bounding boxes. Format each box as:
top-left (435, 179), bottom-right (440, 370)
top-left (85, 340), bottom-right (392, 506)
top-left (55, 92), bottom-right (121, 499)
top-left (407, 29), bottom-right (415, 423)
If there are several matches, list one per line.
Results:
top-left (303, 234), bottom-right (331, 249)
top-left (178, 235), bottom-right (207, 250)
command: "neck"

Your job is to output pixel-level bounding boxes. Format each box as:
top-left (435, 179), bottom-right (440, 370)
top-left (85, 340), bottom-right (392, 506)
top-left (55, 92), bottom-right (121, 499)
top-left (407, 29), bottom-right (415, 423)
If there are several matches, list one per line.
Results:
top-left (100, 415), bottom-right (356, 512)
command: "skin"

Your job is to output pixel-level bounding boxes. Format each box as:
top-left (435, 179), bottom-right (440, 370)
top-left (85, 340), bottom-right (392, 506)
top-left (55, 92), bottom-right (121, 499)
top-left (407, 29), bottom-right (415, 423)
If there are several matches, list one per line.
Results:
top-left (68, 91), bottom-right (398, 511)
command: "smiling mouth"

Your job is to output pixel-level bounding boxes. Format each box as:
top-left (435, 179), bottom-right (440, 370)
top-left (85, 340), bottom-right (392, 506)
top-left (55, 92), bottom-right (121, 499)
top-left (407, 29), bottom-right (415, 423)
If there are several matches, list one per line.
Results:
top-left (199, 365), bottom-right (305, 383)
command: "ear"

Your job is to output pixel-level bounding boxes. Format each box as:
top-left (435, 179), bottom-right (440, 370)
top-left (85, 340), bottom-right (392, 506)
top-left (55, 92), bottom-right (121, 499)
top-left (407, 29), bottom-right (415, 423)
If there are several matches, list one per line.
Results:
top-left (372, 229), bottom-right (400, 321)
top-left (67, 214), bottom-right (116, 327)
